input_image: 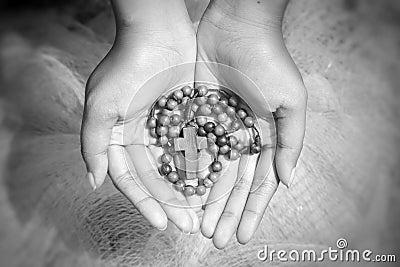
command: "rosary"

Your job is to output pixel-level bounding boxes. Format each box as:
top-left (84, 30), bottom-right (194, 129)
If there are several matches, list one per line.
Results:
top-left (147, 85), bottom-right (261, 196)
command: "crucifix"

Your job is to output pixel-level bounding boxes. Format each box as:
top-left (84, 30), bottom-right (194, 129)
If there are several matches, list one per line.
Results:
top-left (174, 126), bottom-right (207, 186)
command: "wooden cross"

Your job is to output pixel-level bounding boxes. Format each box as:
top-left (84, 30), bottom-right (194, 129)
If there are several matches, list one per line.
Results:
top-left (174, 126), bottom-right (207, 184)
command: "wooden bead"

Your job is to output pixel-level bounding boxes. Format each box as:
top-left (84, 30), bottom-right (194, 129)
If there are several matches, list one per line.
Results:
top-left (199, 104), bottom-right (212, 115)
top-left (184, 185), bottom-right (196, 196)
top-left (229, 149), bottom-right (240, 160)
top-left (226, 106), bottom-right (236, 116)
top-left (211, 161), bottom-right (222, 172)
top-left (150, 128), bottom-right (158, 138)
top-left (204, 122), bottom-right (215, 133)
top-left (214, 124), bottom-right (225, 136)
top-left (244, 116), bottom-right (255, 127)
top-left (182, 86), bottom-right (193, 97)
top-left (158, 115), bottom-right (170, 126)
top-left (195, 96), bottom-right (207, 106)
top-left (173, 89), bottom-right (184, 100)
top-left (203, 178), bottom-right (213, 188)
top-left (228, 96), bottom-right (238, 107)
top-left (197, 85), bottom-right (208, 96)
top-left (219, 145), bottom-right (230, 155)
top-left (197, 126), bottom-right (207, 137)
top-left (167, 171), bottom-right (179, 183)
top-left (161, 153), bottom-right (173, 163)
top-left (212, 104), bottom-right (223, 115)
top-left (167, 126), bottom-right (180, 138)
top-left (166, 99), bottom-right (178, 110)
top-left (191, 103), bottom-right (199, 112)
top-left (209, 172), bottom-right (219, 182)
top-left (237, 109), bottom-right (247, 120)
top-left (250, 143), bottom-right (261, 154)
top-left (207, 94), bottom-right (219, 105)
top-left (196, 185), bottom-right (206, 196)
top-left (159, 136), bottom-right (169, 146)
top-left (147, 117), bottom-right (157, 128)
top-left (170, 114), bottom-right (181, 126)
top-left (231, 120), bottom-right (241, 131)
top-left (196, 116), bottom-right (207, 126)
top-left (217, 113), bottom-right (228, 122)
top-left (207, 132), bottom-right (217, 143)
top-left (156, 125), bottom-right (168, 136)
top-left (158, 96), bottom-right (167, 107)
top-left (216, 135), bottom-right (227, 146)
top-left (228, 135), bottom-right (238, 147)
top-left (161, 163), bottom-right (172, 175)
top-left (208, 143), bottom-right (219, 154)
top-left (174, 180), bottom-right (185, 191)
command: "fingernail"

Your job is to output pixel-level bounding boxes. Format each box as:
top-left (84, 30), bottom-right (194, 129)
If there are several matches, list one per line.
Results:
top-left (288, 167), bottom-right (296, 188)
top-left (157, 225), bottom-right (168, 231)
top-left (182, 230), bottom-right (191, 235)
top-left (86, 172), bottom-right (96, 191)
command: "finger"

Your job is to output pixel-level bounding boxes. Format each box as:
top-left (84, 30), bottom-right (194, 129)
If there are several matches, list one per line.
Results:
top-left (108, 145), bottom-right (168, 230)
top-left (212, 153), bottom-right (258, 249)
top-left (126, 145), bottom-right (193, 234)
top-left (150, 146), bottom-right (200, 234)
top-left (274, 88), bottom-right (307, 187)
top-left (236, 148), bottom-right (279, 244)
top-left (201, 156), bottom-right (240, 238)
top-left (81, 96), bottom-right (118, 189)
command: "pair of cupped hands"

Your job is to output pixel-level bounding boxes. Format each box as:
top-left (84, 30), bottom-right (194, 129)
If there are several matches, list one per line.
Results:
top-left (81, 0), bottom-right (307, 249)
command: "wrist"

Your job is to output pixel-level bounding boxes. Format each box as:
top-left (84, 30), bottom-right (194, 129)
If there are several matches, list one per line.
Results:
top-left (206, 0), bottom-right (288, 30)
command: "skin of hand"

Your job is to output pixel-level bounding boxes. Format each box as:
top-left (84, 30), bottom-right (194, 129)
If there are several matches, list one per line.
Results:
top-left (195, 0), bottom-right (307, 248)
top-left (80, 0), bottom-right (200, 233)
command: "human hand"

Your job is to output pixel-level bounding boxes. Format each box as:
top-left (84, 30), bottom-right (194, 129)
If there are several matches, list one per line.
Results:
top-left (81, 0), bottom-right (199, 233)
top-left (195, 0), bottom-right (307, 247)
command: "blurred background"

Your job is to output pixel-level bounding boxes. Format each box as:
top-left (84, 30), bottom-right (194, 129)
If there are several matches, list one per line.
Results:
top-left (0, 0), bottom-right (399, 266)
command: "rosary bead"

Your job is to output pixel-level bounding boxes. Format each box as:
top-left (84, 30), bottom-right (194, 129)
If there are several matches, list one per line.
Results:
top-left (226, 106), bottom-right (236, 116)
top-left (184, 185), bottom-right (196, 196)
top-left (150, 128), bottom-right (158, 138)
top-left (173, 89), bottom-right (184, 100)
top-left (207, 132), bottom-right (217, 143)
top-left (167, 171), bottom-right (179, 183)
top-left (167, 126), bottom-right (180, 138)
top-left (207, 94), bottom-right (219, 105)
top-left (208, 143), bottom-right (219, 154)
top-left (197, 85), bottom-right (208, 96)
top-left (255, 135), bottom-right (261, 145)
top-left (229, 149), bottom-right (240, 160)
top-left (243, 116), bottom-right (255, 128)
top-left (196, 116), bottom-right (207, 126)
top-left (216, 135), bottom-right (227, 146)
top-left (158, 96), bottom-right (167, 108)
top-left (166, 99), bottom-right (178, 110)
top-left (208, 172), bottom-right (219, 182)
top-left (231, 120), bottom-right (241, 131)
top-left (170, 114), bottom-right (181, 126)
top-left (250, 143), bottom-right (261, 154)
top-left (228, 96), bottom-right (238, 107)
top-left (182, 86), bottom-right (193, 97)
top-left (161, 163), bottom-right (172, 175)
top-left (156, 125), bottom-right (168, 136)
top-left (217, 113), bottom-right (228, 123)
top-left (204, 122), bottom-right (215, 133)
top-left (211, 161), bottom-right (223, 172)
top-left (227, 135), bottom-right (238, 147)
top-left (197, 126), bottom-right (207, 137)
top-left (219, 145), bottom-right (230, 155)
top-left (191, 103), bottom-right (199, 112)
top-left (159, 136), bottom-right (169, 146)
top-left (235, 142), bottom-right (244, 151)
top-left (203, 178), bottom-right (213, 188)
top-left (174, 180), bottom-right (185, 191)
top-left (237, 109), bottom-right (247, 120)
top-left (212, 104), bottom-right (223, 115)
top-left (214, 124), bottom-right (225, 136)
top-left (158, 115), bottom-right (170, 126)
top-left (161, 153), bottom-right (173, 163)
top-left (220, 97), bottom-right (229, 106)
top-left (196, 185), bottom-right (206, 196)
top-left (195, 96), bottom-right (207, 106)
top-left (199, 104), bottom-right (212, 115)
top-left (147, 117), bottom-right (157, 128)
